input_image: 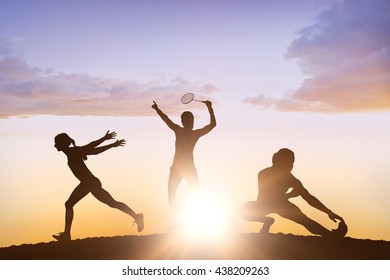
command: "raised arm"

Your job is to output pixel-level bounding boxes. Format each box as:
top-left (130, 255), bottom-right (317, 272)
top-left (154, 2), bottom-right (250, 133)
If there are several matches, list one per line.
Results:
top-left (87, 139), bottom-right (126, 155)
top-left (196, 100), bottom-right (216, 136)
top-left (152, 101), bottom-right (179, 131)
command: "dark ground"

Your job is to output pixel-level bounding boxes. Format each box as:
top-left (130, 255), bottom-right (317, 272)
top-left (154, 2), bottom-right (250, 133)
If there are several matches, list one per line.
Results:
top-left (1, 233), bottom-right (389, 260)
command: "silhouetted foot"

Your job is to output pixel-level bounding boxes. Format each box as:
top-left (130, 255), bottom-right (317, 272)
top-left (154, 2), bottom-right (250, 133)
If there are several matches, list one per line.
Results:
top-left (134, 213), bottom-right (144, 232)
top-left (53, 232), bottom-right (71, 242)
top-left (332, 220), bottom-right (348, 238)
top-left (260, 217), bottom-right (275, 234)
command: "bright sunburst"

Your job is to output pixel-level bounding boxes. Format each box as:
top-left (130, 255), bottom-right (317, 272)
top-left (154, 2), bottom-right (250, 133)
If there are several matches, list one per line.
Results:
top-left (177, 190), bottom-right (230, 239)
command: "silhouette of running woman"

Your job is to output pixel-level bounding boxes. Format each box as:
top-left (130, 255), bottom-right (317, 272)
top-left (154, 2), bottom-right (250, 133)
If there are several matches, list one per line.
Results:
top-left (241, 148), bottom-right (347, 237)
top-left (152, 100), bottom-right (216, 212)
top-left (53, 131), bottom-right (144, 241)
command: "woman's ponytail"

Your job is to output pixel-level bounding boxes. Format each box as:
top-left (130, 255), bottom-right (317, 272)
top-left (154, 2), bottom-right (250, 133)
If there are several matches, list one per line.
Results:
top-left (70, 138), bottom-right (87, 160)
top-left (55, 133), bottom-right (87, 161)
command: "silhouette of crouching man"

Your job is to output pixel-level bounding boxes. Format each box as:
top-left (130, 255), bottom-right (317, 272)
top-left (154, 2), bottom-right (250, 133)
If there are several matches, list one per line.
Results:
top-left (241, 148), bottom-right (347, 237)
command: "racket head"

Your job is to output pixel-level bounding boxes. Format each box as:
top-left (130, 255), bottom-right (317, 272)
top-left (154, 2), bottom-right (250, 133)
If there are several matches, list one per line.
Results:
top-left (181, 92), bottom-right (195, 104)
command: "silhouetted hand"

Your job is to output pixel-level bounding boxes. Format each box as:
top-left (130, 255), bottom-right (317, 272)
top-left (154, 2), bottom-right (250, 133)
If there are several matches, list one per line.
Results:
top-left (152, 101), bottom-right (159, 110)
top-left (104, 130), bottom-right (117, 140)
top-left (285, 192), bottom-right (298, 199)
top-left (113, 139), bottom-right (126, 147)
top-left (328, 211), bottom-right (344, 223)
top-left (202, 100), bottom-right (212, 108)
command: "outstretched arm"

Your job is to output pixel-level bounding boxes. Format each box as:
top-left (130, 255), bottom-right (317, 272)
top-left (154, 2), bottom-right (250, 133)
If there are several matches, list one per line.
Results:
top-left (290, 180), bottom-right (344, 222)
top-left (152, 101), bottom-right (179, 131)
top-left (87, 139), bottom-right (126, 155)
top-left (84, 131), bottom-right (117, 149)
top-left (197, 100), bottom-right (216, 136)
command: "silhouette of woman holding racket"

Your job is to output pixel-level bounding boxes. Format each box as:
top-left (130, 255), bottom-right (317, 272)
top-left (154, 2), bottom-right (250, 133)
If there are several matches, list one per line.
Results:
top-left (152, 98), bottom-right (216, 215)
top-left (53, 131), bottom-right (144, 241)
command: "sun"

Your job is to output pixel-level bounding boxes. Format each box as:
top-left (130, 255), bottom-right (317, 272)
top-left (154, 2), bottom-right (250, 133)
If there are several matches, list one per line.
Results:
top-left (177, 190), bottom-right (231, 239)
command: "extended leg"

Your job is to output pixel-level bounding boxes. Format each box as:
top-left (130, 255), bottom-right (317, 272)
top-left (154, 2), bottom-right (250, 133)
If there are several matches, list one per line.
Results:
top-left (91, 183), bottom-right (144, 232)
top-left (278, 201), bottom-right (330, 237)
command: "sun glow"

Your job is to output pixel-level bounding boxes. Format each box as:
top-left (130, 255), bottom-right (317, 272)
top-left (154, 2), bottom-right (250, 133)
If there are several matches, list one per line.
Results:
top-left (178, 191), bottom-right (230, 239)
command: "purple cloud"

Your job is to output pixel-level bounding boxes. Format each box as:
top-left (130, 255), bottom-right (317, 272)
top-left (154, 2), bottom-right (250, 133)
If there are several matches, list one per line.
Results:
top-left (0, 55), bottom-right (218, 118)
top-left (245, 0), bottom-right (390, 113)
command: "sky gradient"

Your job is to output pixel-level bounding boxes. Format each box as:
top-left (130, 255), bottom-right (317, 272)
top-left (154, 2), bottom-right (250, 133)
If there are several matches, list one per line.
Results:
top-left (1, 0), bottom-right (389, 247)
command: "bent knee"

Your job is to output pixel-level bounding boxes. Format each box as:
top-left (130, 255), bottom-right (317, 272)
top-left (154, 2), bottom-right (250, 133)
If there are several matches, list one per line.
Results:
top-left (240, 201), bottom-right (265, 220)
top-left (65, 200), bottom-right (74, 209)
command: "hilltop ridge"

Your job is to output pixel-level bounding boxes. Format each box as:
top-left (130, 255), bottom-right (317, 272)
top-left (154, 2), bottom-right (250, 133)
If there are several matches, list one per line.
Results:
top-left (1, 233), bottom-right (389, 260)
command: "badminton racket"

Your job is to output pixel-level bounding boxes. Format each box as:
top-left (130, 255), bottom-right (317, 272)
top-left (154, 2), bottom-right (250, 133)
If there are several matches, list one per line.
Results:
top-left (181, 93), bottom-right (203, 104)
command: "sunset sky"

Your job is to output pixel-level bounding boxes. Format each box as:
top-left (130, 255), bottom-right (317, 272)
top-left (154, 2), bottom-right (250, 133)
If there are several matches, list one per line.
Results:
top-left (1, 0), bottom-right (389, 247)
